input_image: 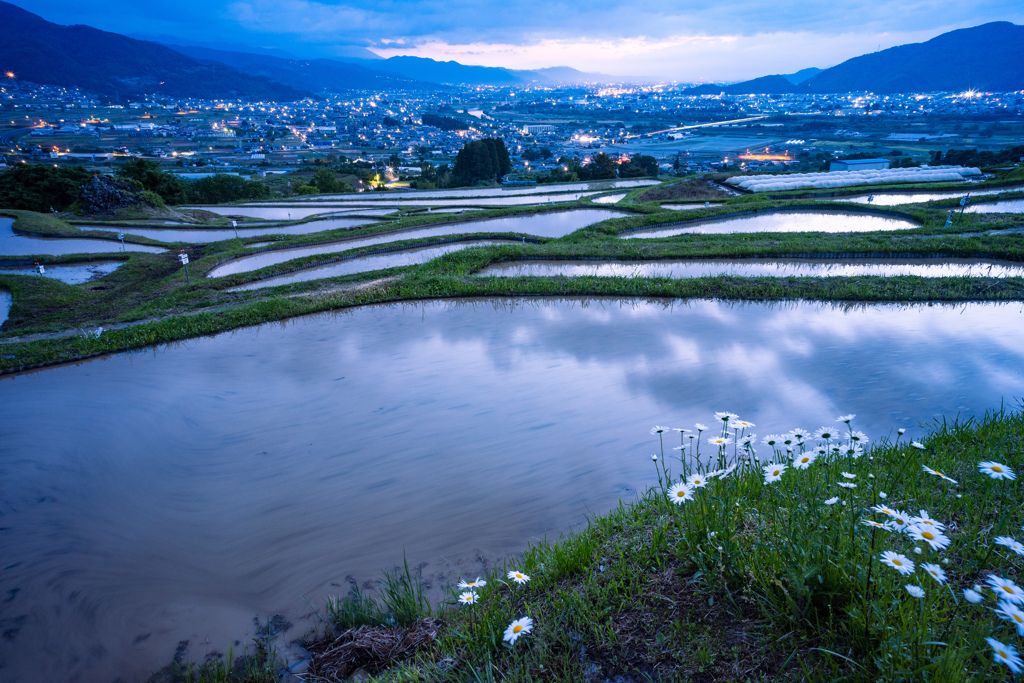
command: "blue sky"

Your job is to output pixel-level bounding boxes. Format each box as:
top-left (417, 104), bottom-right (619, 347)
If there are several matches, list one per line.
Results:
top-left (13, 0), bottom-right (1024, 80)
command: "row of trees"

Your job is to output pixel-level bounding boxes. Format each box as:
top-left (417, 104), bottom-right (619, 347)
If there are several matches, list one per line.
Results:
top-left (0, 160), bottom-right (271, 213)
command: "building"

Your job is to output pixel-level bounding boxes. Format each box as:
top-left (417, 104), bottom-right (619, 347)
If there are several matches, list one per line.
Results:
top-left (522, 124), bottom-right (556, 135)
top-left (829, 158), bottom-right (891, 172)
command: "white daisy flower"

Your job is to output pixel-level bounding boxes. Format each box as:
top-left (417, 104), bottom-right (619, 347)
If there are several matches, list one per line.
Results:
top-left (672, 428), bottom-right (691, 433)
top-left (905, 585), bottom-right (925, 598)
top-left (814, 426), bottom-right (838, 441)
top-left (789, 428), bottom-right (809, 441)
top-left (997, 601), bottom-right (1024, 636)
top-left (887, 510), bottom-right (913, 533)
top-left (686, 473), bottom-right (710, 488)
top-left (910, 511), bottom-right (946, 532)
top-left (695, 423), bottom-right (707, 431)
top-left (996, 536), bottom-right (1024, 556)
top-left (763, 463), bottom-right (786, 484)
top-left (878, 492), bottom-right (887, 499)
top-left (979, 461), bottom-right (1016, 480)
top-left (841, 472), bottom-right (856, 479)
top-left (650, 425), bottom-right (668, 435)
top-left (824, 496), bottom-right (840, 505)
top-left (911, 441), bottom-right (925, 449)
top-left (922, 563), bottom-right (947, 585)
top-left (503, 616), bottom-right (534, 644)
top-left (908, 524), bottom-right (951, 551)
top-left (458, 577), bottom-right (486, 589)
top-left (964, 588), bottom-right (984, 603)
top-left (735, 420), bottom-right (755, 429)
top-left (667, 482), bottom-right (694, 504)
top-left (880, 551), bottom-right (915, 576)
top-left (714, 412), bottom-right (739, 423)
top-left (861, 519), bottom-right (886, 528)
top-left (871, 504), bottom-right (898, 516)
top-left (458, 591), bottom-right (478, 604)
top-left (987, 637), bottom-right (1024, 674)
top-left (762, 434), bottom-right (781, 447)
top-left (849, 430), bottom-right (869, 444)
top-left (987, 575), bottom-right (1024, 605)
top-left (837, 414), bottom-right (856, 423)
top-left (792, 452), bottom-right (817, 470)
top-left (841, 445), bottom-right (864, 459)
top-left (837, 482), bottom-right (856, 489)
top-left (897, 428), bottom-right (906, 435)
top-left (506, 570), bottom-right (530, 585)
top-left (651, 454), bottom-right (658, 461)
top-left (921, 465), bottom-right (957, 484)
top-left (707, 436), bottom-right (731, 447)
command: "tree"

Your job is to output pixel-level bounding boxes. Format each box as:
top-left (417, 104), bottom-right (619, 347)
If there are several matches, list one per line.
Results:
top-left (0, 164), bottom-right (92, 212)
top-left (580, 153), bottom-right (617, 180)
top-left (452, 138), bottom-right (511, 186)
top-left (310, 167), bottom-right (352, 194)
top-left (619, 154), bottom-right (658, 178)
top-left (116, 158), bottom-right (189, 205)
top-left (188, 175), bottom-right (270, 204)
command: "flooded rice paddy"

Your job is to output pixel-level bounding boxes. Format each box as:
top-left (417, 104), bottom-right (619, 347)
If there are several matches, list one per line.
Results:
top-left (964, 199), bottom-right (1024, 213)
top-left (207, 209), bottom-right (624, 278)
top-left (476, 258), bottom-right (1024, 279)
top-left (229, 241), bottom-right (517, 291)
top-left (82, 218), bottom-right (373, 244)
top-left (662, 203), bottom-right (722, 210)
top-left (0, 289), bottom-right (9, 326)
top-left (2, 298), bottom-right (1023, 682)
top-left (622, 210), bottom-right (917, 238)
top-left (0, 260), bottom-right (124, 284)
top-left (0, 218), bottom-right (167, 256)
top-left (592, 193), bottom-right (627, 204)
top-left (835, 186), bottom-right (1018, 205)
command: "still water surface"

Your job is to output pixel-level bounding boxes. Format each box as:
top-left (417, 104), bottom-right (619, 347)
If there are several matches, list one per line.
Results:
top-left (835, 187), bottom-right (1012, 205)
top-left (229, 241), bottom-right (518, 291)
top-left (965, 199), bottom-right (1024, 214)
top-left (0, 290), bottom-right (9, 325)
top-left (623, 211), bottom-right (917, 238)
top-left (477, 258), bottom-right (1024, 279)
top-left (592, 193), bottom-right (627, 204)
top-left (1, 298), bottom-right (1023, 681)
top-left (0, 218), bottom-right (167, 256)
top-left (207, 209), bottom-right (624, 278)
top-left (0, 261), bottom-right (124, 284)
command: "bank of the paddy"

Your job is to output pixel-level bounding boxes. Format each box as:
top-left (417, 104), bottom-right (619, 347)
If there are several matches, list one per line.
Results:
top-left (159, 408), bottom-right (1024, 682)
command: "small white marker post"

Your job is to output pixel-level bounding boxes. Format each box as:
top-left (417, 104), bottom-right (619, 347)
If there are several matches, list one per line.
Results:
top-left (34, 261), bottom-right (45, 275)
top-left (944, 211), bottom-right (954, 228)
top-left (117, 232), bottom-right (125, 252)
top-left (956, 194), bottom-right (970, 227)
top-left (178, 250), bottom-right (190, 284)
top-left (231, 220), bottom-right (238, 239)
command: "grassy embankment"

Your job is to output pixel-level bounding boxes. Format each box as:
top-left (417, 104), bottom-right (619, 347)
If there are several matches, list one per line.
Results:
top-left (169, 408), bottom-right (1024, 682)
top-left (2, 175), bottom-right (1024, 373)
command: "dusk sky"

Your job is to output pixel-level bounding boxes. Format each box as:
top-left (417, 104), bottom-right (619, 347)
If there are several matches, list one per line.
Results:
top-left (14, 0), bottom-right (1024, 81)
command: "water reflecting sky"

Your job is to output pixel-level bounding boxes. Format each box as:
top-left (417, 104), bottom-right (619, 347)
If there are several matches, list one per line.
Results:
top-left (0, 261), bottom-right (124, 284)
top-left (0, 218), bottom-right (167, 256)
top-left (477, 258), bottom-right (1024, 279)
top-left (624, 211), bottom-right (917, 238)
top-left (1, 298), bottom-right (1022, 681)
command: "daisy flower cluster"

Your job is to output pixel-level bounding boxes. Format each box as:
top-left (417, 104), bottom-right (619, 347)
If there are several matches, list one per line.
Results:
top-left (455, 571), bottom-right (535, 646)
top-left (649, 411), bottom-right (1024, 675)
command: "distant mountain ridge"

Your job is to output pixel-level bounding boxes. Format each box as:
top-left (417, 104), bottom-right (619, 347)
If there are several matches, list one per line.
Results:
top-left (0, 1), bottom-right (312, 100)
top-left (684, 22), bottom-right (1024, 94)
top-left (167, 45), bottom-right (443, 93)
top-left (170, 48), bottom-right (614, 88)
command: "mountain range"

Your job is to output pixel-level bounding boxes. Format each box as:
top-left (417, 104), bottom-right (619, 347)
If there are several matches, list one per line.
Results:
top-left (1, 1), bottom-right (1022, 100)
top-left (685, 22), bottom-right (1024, 94)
